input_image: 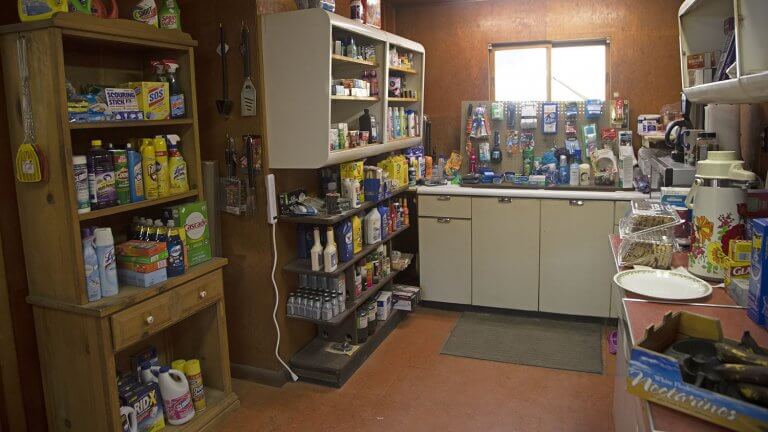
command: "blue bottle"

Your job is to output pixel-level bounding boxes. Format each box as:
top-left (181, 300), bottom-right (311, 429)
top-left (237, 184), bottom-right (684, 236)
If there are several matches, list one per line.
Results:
top-left (166, 221), bottom-right (185, 277)
top-left (335, 220), bottom-right (354, 262)
top-left (82, 228), bottom-right (102, 302)
top-left (126, 143), bottom-right (145, 203)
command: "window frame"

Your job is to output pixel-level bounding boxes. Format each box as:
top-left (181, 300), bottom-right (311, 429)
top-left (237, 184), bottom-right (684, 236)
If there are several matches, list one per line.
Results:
top-left (488, 38), bottom-right (611, 101)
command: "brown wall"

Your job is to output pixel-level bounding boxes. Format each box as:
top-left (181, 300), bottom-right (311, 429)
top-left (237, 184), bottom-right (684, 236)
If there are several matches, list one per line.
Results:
top-left (394, 0), bottom-right (682, 157)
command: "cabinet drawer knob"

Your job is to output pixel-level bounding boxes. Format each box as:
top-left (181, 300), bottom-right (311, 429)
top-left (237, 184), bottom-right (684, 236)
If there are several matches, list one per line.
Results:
top-left (437, 218), bottom-right (451, 224)
top-left (569, 200), bottom-right (585, 207)
top-left (145, 315), bottom-right (154, 325)
top-left (498, 197), bottom-right (512, 203)
top-left (199, 290), bottom-right (207, 299)
top-left (437, 195), bottom-right (451, 201)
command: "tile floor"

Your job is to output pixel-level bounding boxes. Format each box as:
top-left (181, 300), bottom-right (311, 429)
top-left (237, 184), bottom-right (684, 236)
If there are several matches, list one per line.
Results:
top-left (214, 307), bottom-right (617, 432)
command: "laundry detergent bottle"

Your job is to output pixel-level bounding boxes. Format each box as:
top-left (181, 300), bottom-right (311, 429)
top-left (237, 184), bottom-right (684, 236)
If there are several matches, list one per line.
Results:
top-left (158, 366), bottom-right (195, 425)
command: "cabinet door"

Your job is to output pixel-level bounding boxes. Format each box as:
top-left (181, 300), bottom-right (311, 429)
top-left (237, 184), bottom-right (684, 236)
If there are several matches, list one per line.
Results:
top-left (540, 200), bottom-right (615, 317)
top-left (419, 217), bottom-right (471, 304)
top-left (471, 197), bottom-right (540, 310)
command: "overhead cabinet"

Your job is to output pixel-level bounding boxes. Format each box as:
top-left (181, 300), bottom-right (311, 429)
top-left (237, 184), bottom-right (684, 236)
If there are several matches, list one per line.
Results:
top-left (261, 9), bottom-right (425, 168)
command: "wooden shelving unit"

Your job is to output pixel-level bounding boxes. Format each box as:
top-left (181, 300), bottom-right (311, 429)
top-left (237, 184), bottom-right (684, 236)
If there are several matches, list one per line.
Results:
top-left (280, 186), bottom-right (408, 224)
top-left (331, 53), bottom-right (377, 67)
top-left (0, 13), bottom-right (238, 431)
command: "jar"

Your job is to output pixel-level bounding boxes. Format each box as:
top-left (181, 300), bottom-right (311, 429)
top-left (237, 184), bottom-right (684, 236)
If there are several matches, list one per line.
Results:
top-left (350, 0), bottom-right (363, 22)
top-left (367, 302), bottom-right (378, 335)
top-left (696, 132), bottom-right (718, 163)
top-left (357, 309), bottom-right (368, 343)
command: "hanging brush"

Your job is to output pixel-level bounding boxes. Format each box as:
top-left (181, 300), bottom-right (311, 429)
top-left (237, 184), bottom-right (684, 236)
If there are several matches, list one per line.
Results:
top-left (15, 35), bottom-right (43, 183)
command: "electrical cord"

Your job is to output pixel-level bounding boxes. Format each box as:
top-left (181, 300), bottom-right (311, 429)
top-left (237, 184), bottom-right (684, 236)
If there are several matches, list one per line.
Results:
top-left (271, 222), bottom-right (299, 381)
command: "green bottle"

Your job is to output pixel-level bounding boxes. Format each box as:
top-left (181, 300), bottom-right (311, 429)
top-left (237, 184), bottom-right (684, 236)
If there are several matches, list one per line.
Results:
top-left (158, 0), bottom-right (181, 30)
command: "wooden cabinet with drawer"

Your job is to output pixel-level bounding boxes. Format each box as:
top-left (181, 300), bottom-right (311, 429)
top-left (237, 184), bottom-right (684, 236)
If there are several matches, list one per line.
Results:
top-left (111, 292), bottom-right (175, 351)
top-left (173, 269), bottom-right (224, 320)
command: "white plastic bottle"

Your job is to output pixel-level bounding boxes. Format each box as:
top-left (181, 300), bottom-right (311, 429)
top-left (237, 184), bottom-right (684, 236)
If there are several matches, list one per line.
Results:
top-left (364, 208), bottom-right (382, 245)
top-left (139, 362), bottom-right (160, 384)
top-left (323, 226), bottom-right (338, 273)
top-left (157, 366), bottom-right (195, 425)
top-left (310, 227), bottom-right (323, 272)
top-left (569, 161), bottom-right (579, 186)
top-left (94, 228), bottom-right (118, 297)
top-left (82, 228), bottom-right (101, 302)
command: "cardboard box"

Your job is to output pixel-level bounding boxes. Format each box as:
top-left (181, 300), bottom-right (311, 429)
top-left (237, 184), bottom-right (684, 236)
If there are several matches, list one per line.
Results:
top-left (120, 382), bottom-right (165, 432)
top-left (376, 291), bottom-right (392, 320)
top-left (748, 218), bottom-right (768, 325)
top-left (104, 88), bottom-right (144, 121)
top-left (118, 268), bottom-right (168, 287)
top-left (627, 311), bottom-right (768, 431)
top-left (116, 251), bottom-right (168, 265)
top-left (122, 81), bottom-right (170, 120)
top-left (392, 284), bottom-right (420, 311)
top-left (166, 201), bottom-right (212, 267)
top-left (728, 278), bottom-right (749, 307)
top-left (116, 240), bottom-right (167, 257)
top-left (117, 259), bottom-right (167, 273)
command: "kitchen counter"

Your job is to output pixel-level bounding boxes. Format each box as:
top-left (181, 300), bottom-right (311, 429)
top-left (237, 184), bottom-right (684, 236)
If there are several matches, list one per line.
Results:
top-left (416, 184), bottom-right (651, 201)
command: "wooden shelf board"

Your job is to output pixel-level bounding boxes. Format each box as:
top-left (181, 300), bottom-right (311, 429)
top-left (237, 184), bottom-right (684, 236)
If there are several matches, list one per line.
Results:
top-left (165, 387), bottom-right (239, 431)
top-left (27, 258), bottom-right (228, 317)
top-left (68, 118), bottom-right (193, 130)
top-left (287, 269), bottom-right (400, 326)
top-left (331, 95), bottom-right (380, 101)
top-left (331, 54), bottom-right (377, 67)
top-left (280, 186), bottom-right (409, 225)
top-left (78, 190), bottom-right (199, 221)
top-left (388, 65), bottom-right (417, 74)
top-left (290, 309), bottom-right (405, 387)
top-left (283, 224), bottom-right (409, 276)
top-left (388, 97), bottom-right (418, 103)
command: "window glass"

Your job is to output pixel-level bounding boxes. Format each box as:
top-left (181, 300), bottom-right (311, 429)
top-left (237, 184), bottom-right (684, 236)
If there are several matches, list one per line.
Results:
top-left (493, 47), bottom-right (548, 101)
top-left (551, 44), bottom-right (606, 101)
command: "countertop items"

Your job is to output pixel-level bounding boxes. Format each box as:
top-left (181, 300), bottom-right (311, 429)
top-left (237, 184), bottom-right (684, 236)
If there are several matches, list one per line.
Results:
top-left (416, 184), bottom-right (650, 201)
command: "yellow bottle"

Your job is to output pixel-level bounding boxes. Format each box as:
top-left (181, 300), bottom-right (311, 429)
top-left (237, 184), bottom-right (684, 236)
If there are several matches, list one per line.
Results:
top-left (184, 359), bottom-right (206, 412)
top-left (140, 138), bottom-right (158, 199)
top-left (153, 136), bottom-right (170, 197)
top-left (166, 135), bottom-right (189, 194)
top-left (171, 359), bottom-right (186, 372)
top-left (351, 215), bottom-right (362, 254)
top-left (18, 0), bottom-right (67, 22)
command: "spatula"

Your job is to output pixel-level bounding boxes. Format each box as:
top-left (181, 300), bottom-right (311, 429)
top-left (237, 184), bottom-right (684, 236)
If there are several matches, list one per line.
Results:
top-left (15, 35), bottom-right (42, 183)
top-left (240, 22), bottom-right (257, 117)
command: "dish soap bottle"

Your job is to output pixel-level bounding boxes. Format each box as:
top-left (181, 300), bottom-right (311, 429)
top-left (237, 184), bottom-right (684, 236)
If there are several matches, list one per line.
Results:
top-left (158, 0), bottom-right (181, 30)
top-left (164, 60), bottom-right (185, 118)
top-left (166, 220), bottom-right (185, 277)
top-left (323, 226), bottom-right (338, 272)
top-left (166, 135), bottom-right (189, 193)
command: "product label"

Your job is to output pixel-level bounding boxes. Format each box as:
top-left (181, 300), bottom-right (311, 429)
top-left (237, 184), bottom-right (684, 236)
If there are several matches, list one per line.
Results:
top-left (187, 375), bottom-right (206, 411)
top-left (164, 393), bottom-right (194, 421)
top-left (185, 212), bottom-right (207, 240)
top-left (168, 243), bottom-right (184, 270)
top-left (171, 163), bottom-right (187, 185)
top-left (74, 164), bottom-right (89, 209)
top-left (96, 171), bottom-right (116, 205)
top-left (133, 162), bottom-right (145, 196)
top-left (132, 5), bottom-right (158, 24)
top-left (160, 14), bottom-right (179, 29)
top-left (170, 94), bottom-right (185, 118)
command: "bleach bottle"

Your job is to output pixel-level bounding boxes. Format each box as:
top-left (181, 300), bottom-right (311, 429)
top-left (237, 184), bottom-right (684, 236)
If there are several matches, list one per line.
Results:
top-left (82, 228), bottom-right (101, 302)
top-left (94, 228), bottom-right (118, 297)
top-left (157, 366), bottom-right (195, 425)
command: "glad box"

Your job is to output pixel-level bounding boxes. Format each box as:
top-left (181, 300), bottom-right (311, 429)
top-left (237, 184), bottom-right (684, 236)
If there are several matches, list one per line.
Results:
top-left (167, 201), bottom-right (211, 267)
top-left (122, 82), bottom-right (170, 120)
top-left (627, 311), bottom-right (768, 432)
top-left (749, 219), bottom-right (768, 326)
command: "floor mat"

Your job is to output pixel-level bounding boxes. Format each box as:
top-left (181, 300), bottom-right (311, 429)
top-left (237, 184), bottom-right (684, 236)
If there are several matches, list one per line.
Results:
top-left (440, 311), bottom-right (604, 374)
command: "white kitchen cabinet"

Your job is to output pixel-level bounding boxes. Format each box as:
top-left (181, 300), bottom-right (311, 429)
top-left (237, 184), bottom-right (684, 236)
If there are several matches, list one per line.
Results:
top-left (471, 197), bottom-right (540, 310)
top-left (540, 200), bottom-right (615, 317)
top-left (418, 216), bottom-right (472, 304)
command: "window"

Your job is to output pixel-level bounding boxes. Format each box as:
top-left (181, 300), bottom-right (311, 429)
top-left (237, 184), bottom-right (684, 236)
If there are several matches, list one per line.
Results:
top-left (491, 40), bottom-right (608, 101)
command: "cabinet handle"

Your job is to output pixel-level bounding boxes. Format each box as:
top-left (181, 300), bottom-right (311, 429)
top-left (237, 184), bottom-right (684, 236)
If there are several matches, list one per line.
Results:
top-left (145, 315), bottom-right (154, 325)
top-left (437, 196), bottom-right (451, 201)
top-left (498, 197), bottom-right (512, 203)
top-left (199, 290), bottom-right (207, 299)
top-left (569, 200), bottom-right (585, 207)
top-left (437, 218), bottom-right (451, 224)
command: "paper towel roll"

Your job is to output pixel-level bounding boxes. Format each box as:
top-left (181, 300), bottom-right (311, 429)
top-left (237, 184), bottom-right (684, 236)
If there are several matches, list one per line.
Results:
top-left (705, 104), bottom-right (740, 157)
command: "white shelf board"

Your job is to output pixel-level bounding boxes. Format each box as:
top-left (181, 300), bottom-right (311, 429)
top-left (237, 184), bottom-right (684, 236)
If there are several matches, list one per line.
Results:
top-left (325, 137), bottom-right (422, 167)
top-left (683, 72), bottom-right (768, 103)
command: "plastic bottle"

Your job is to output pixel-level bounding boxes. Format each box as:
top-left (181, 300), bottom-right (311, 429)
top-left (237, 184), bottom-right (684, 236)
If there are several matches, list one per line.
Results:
top-left (94, 228), bottom-right (118, 297)
top-left (310, 227), bottom-right (323, 272)
top-left (323, 226), bottom-right (338, 272)
top-left (152, 219), bottom-right (167, 242)
top-left (558, 155), bottom-right (569, 185)
top-left (140, 138), bottom-right (158, 199)
top-left (87, 140), bottom-right (117, 210)
top-left (392, 107), bottom-right (400, 139)
top-left (151, 60), bottom-right (167, 82)
top-left (125, 143), bottom-right (145, 203)
top-left (166, 135), bottom-right (189, 194)
top-left (82, 228), bottom-right (101, 302)
top-left (73, 155), bottom-right (90, 214)
top-left (579, 162), bottom-right (591, 186)
top-left (370, 113), bottom-right (378, 143)
top-left (184, 360), bottom-right (206, 413)
top-left (166, 220), bottom-right (185, 277)
top-left (402, 199), bottom-right (410, 226)
top-left (351, 215), bottom-right (362, 254)
top-left (164, 61), bottom-right (186, 118)
top-left (569, 159), bottom-right (580, 186)
top-left (364, 208), bottom-right (382, 245)
top-left (111, 149), bottom-right (130, 205)
top-left (132, 0), bottom-right (159, 27)
top-left (157, 366), bottom-right (195, 425)
top-left (377, 204), bottom-right (388, 239)
top-left (140, 362), bottom-right (160, 384)
top-left (346, 37), bottom-right (357, 58)
top-left (171, 359), bottom-right (186, 372)
top-left (407, 110), bottom-right (416, 137)
top-left (399, 107), bottom-right (407, 138)
top-left (158, 0), bottom-right (181, 30)
top-left (335, 220), bottom-right (353, 262)
top-left (18, 0), bottom-right (68, 22)
top-left (153, 137), bottom-right (171, 197)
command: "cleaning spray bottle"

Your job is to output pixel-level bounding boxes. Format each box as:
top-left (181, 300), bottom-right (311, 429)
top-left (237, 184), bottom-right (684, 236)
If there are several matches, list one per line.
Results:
top-left (18, 0), bottom-right (68, 22)
top-left (153, 136), bottom-right (170, 197)
top-left (126, 142), bottom-right (145, 202)
top-left (94, 228), bottom-right (118, 298)
top-left (164, 60), bottom-right (185, 118)
top-left (158, 0), bottom-right (181, 30)
top-left (166, 135), bottom-right (189, 194)
top-left (140, 138), bottom-right (159, 199)
top-left (82, 228), bottom-right (101, 302)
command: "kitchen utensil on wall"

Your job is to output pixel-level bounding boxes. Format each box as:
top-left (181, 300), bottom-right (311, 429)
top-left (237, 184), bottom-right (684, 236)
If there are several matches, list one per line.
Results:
top-left (685, 151), bottom-right (757, 281)
top-left (242, 135), bottom-right (257, 215)
top-left (221, 135), bottom-right (245, 214)
top-left (15, 35), bottom-right (43, 183)
top-left (216, 23), bottom-right (233, 116)
top-left (240, 22), bottom-right (257, 117)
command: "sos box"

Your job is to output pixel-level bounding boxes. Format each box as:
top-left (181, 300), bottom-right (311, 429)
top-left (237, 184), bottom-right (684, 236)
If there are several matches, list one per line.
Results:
top-left (122, 81), bottom-right (170, 120)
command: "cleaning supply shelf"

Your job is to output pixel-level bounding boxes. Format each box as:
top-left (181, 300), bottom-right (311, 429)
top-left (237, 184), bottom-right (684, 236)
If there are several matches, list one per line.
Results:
top-left (280, 186), bottom-right (409, 225)
top-left (164, 387), bottom-right (239, 431)
top-left (331, 95), bottom-right (380, 101)
top-left (283, 224), bottom-right (409, 277)
top-left (68, 118), bottom-right (194, 130)
top-left (388, 65), bottom-right (417, 74)
top-left (388, 97), bottom-right (418, 103)
top-left (78, 190), bottom-right (199, 221)
top-left (286, 269), bottom-right (400, 326)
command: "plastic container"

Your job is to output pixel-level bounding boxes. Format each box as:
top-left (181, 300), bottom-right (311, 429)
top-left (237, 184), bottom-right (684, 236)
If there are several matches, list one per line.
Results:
top-left (87, 140), bottom-right (117, 210)
top-left (126, 143), bottom-right (145, 203)
top-left (73, 155), bottom-right (90, 213)
top-left (94, 228), bottom-right (118, 297)
top-left (157, 366), bottom-right (195, 425)
top-left (619, 199), bottom-right (681, 238)
top-left (82, 228), bottom-right (101, 302)
top-left (166, 220), bottom-right (185, 277)
top-left (618, 232), bottom-right (680, 269)
top-left (153, 137), bottom-right (171, 198)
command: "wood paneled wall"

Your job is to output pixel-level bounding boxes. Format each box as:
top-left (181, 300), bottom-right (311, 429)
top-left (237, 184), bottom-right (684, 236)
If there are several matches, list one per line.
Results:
top-left (394, 0), bottom-right (683, 157)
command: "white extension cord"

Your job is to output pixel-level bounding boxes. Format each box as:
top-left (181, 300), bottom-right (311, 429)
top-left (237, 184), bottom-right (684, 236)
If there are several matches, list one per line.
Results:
top-left (271, 222), bottom-right (299, 381)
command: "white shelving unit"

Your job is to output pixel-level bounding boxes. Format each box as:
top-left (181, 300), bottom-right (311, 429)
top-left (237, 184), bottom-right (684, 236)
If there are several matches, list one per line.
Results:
top-left (260, 9), bottom-right (425, 169)
top-left (679, 0), bottom-right (768, 103)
